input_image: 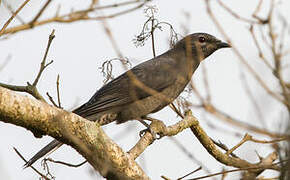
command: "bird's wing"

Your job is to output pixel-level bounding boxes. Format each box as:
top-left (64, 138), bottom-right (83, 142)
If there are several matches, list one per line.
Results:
top-left (73, 55), bottom-right (179, 117)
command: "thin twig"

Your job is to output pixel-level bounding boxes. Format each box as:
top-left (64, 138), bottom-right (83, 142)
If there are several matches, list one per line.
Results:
top-left (0, 0), bottom-right (31, 36)
top-left (44, 158), bottom-right (87, 168)
top-left (204, 0), bottom-right (288, 107)
top-left (226, 134), bottom-right (252, 155)
top-left (0, 30), bottom-right (56, 102)
top-left (169, 103), bottom-right (184, 118)
top-left (33, 30), bottom-right (55, 86)
top-left (217, 0), bottom-right (260, 24)
top-left (177, 166), bottom-right (202, 180)
top-left (46, 92), bottom-right (58, 107)
top-left (267, 1), bottom-right (290, 112)
top-left (210, 138), bottom-right (238, 158)
top-left (2, 0), bottom-right (25, 24)
top-left (0, 54), bottom-right (12, 72)
top-left (249, 25), bottom-right (273, 70)
top-left (150, 17), bottom-right (156, 58)
top-left (189, 114), bottom-right (280, 175)
top-left (13, 147), bottom-right (51, 180)
top-left (56, 74), bottom-right (61, 108)
top-left (100, 19), bottom-right (123, 58)
top-left (201, 64), bottom-right (211, 102)
top-left (252, 0), bottom-right (264, 20)
top-left (2, 0), bottom-right (148, 36)
top-left (240, 68), bottom-right (266, 129)
top-left (29, 0), bottom-right (52, 27)
top-left (188, 161), bottom-right (284, 180)
top-left (203, 103), bottom-right (289, 138)
top-left (170, 138), bottom-right (212, 174)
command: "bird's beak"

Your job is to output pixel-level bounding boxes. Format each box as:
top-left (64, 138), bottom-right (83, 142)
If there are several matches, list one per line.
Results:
top-left (217, 41), bottom-right (231, 49)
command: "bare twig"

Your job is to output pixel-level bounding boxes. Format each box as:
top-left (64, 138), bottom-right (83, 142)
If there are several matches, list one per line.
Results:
top-left (44, 158), bottom-right (87, 168)
top-left (150, 10), bottom-right (157, 58)
top-left (100, 19), bottom-right (123, 58)
top-left (0, 30), bottom-right (55, 102)
top-left (33, 30), bottom-right (55, 86)
top-left (203, 103), bottom-right (289, 138)
top-left (226, 134), bottom-right (253, 155)
top-left (177, 166), bottom-right (202, 180)
top-left (169, 103), bottom-right (184, 118)
top-left (267, 1), bottom-right (290, 112)
top-left (189, 159), bottom-right (284, 180)
top-left (170, 138), bottom-right (212, 174)
top-left (56, 75), bottom-right (61, 108)
top-left (45, 74), bottom-right (62, 108)
top-left (217, 0), bottom-right (261, 24)
top-left (190, 114), bottom-right (280, 175)
top-left (210, 138), bottom-right (238, 158)
top-left (249, 25), bottom-right (273, 70)
top-left (46, 92), bottom-right (58, 107)
top-left (252, 0), bottom-right (264, 20)
top-left (2, 0), bottom-right (148, 36)
top-left (29, 0), bottom-right (52, 27)
top-left (13, 147), bottom-right (51, 180)
top-left (0, 54), bottom-right (12, 72)
top-left (240, 68), bottom-right (266, 128)
top-left (0, 0), bottom-right (31, 36)
top-left (204, 0), bottom-right (289, 107)
top-left (201, 64), bottom-right (211, 102)
top-left (2, 0), bottom-right (25, 24)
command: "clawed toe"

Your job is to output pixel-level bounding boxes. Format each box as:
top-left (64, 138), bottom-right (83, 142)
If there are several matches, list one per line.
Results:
top-left (139, 128), bottom-right (162, 140)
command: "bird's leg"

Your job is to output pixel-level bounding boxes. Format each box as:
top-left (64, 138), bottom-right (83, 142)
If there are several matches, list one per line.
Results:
top-left (137, 118), bottom-right (151, 127)
top-left (142, 116), bottom-right (155, 122)
top-left (137, 116), bottom-right (165, 139)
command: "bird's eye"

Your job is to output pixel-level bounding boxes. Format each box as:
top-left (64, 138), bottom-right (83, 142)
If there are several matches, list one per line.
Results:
top-left (199, 37), bottom-right (206, 43)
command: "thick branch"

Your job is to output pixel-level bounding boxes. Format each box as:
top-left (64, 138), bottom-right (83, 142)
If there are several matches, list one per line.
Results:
top-left (0, 87), bottom-right (149, 180)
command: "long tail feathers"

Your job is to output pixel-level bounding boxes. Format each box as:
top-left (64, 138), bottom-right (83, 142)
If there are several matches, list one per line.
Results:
top-left (24, 139), bottom-right (63, 168)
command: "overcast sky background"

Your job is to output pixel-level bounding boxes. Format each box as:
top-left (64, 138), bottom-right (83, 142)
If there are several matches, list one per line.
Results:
top-left (0, 0), bottom-right (289, 179)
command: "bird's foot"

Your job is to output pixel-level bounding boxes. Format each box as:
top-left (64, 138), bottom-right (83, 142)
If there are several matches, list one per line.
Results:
top-left (138, 119), bottom-right (166, 140)
top-left (139, 128), bottom-right (161, 139)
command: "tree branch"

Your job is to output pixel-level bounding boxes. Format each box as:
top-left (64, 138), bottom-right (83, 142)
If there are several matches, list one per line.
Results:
top-left (189, 115), bottom-right (280, 176)
top-left (0, 86), bottom-right (149, 180)
top-left (0, 0), bottom-right (31, 36)
top-left (1, 0), bottom-right (148, 36)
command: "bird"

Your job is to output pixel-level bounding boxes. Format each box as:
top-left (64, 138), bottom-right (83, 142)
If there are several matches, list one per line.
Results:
top-left (24, 32), bottom-right (230, 167)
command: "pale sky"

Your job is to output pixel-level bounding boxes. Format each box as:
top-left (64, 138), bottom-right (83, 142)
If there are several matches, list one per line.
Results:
top-left (0, 0), bottom-right (289, 179)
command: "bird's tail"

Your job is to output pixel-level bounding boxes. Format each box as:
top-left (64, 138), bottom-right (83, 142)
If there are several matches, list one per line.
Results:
top-left (24, 139), bottom-right (63, 168)
top-left (24, 107), bottom-right (84, 168)
top-left (24, 104), bottom-right (105, 168)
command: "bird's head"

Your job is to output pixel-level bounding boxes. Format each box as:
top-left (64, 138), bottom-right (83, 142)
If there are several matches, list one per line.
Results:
top-left (175, 33), bottom-right (231, 62)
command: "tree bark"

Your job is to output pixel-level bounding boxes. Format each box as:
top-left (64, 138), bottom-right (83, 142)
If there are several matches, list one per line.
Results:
top-left (0, 86), bottom-right (149, 180)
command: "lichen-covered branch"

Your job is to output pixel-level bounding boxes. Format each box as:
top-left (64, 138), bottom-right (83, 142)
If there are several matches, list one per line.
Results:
top-left (0, 86), bottom-right (149, 180)
top-left (128, 112), bottom-right (198, 159)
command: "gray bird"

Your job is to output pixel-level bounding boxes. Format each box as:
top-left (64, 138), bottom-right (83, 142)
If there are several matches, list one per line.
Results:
top-left (24, 32), bottom-right (230, 167)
